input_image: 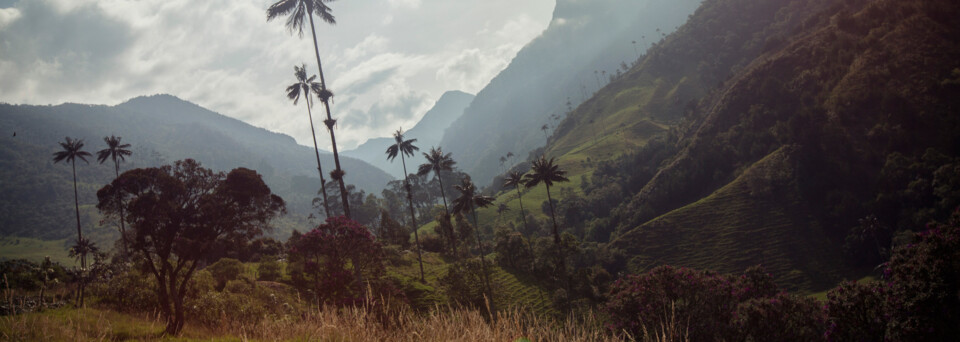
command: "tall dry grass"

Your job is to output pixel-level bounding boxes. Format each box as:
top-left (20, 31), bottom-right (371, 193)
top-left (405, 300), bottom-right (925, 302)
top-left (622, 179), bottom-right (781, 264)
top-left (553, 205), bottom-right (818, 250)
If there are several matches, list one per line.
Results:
top-left (1, 303), bottom-right (687, 341)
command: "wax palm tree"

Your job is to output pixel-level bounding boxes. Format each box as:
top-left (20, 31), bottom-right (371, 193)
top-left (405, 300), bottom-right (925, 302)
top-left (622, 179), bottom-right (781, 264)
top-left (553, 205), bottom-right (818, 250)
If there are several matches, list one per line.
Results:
top-left (416, 147), bottom-right (455, 215)
top-left (52, 136), bottom-right (91, 306)
top-left (268, 0), bottom-right (350, 218)
top-left (496, 203), bottom-right (510, 221)
top-left (524, 156), bottom-right (569, 273)
top-left (386, 129), bottom-right (424, 281)
top-left (453, 176), bottom-right (494, 294)
top-left (503, 171), bottom-right (529, 232)
top-left (96, 135), bottom-right (132, 254)
top-left (287, 64), bottom-right (331, 218)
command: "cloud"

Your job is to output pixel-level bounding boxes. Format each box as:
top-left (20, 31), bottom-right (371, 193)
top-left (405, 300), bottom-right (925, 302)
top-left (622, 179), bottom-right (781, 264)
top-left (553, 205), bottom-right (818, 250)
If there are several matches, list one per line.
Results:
top-left (0, 0), bottom-right (555, 150)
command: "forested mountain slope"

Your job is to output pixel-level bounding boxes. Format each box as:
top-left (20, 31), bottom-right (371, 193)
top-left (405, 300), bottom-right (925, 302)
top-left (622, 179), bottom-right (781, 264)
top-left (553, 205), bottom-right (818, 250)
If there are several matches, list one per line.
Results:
top-left (439, 0), bottom-right (701, 186)
top-left (495, 0), bottom-right (960, 291)
top-left (0, 95), bottom-right (392, 242)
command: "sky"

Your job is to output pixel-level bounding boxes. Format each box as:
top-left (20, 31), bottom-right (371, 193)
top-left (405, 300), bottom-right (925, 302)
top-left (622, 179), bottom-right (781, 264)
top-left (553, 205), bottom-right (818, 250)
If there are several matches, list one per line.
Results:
top-left (0, 0), bottom-right (555, 150)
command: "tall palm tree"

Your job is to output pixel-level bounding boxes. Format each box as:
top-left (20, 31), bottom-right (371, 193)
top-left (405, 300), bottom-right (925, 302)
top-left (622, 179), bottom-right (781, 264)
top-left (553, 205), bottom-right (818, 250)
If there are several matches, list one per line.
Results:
top-left (416, 147), bottom-right (455, 215)
top-left (523, 156), bottom-right (569, 273)
top-left (96, 135), bottom-right (132, 254)
top-left (287, 64), bottom-right (331, 218)
top-left (503, 171), bottom-right (529, 232)
top-left (386, 129), bottom-right (424, 281)
top-left (452, 176), bottom-right (494, 294)
top-left (417, 147), bottom-right (457, 255)
top-left (268, 0), bottom-right (350, 218)
top-left (52, 136), bottom-right (91, 306)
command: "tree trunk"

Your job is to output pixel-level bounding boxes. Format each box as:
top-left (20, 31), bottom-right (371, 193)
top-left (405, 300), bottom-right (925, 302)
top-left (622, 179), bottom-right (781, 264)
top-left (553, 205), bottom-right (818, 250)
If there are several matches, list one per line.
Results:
top-left (471, 206), bottom-right (491, 296)
top-left (436, 172), bottom-right (458, 256)
top-left (306, 98), bottom-right (331, 218)
top-left (516, 187), bottom-right (528, 233)
top-left (114, 159), bottom-right (127, 256)
top-left (545, 185), bottom-right (565, 277)
top-left (308, 13), bottom-right (350, 219)
top-left (400, 153), bottom-right (425, 281)
top-left (71, 160), bottom-right (85, 307)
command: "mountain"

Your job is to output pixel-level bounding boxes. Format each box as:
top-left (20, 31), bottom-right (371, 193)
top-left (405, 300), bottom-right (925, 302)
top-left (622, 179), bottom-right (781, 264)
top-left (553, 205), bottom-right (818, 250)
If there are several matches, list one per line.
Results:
top-left (0, 94), bottom-right (393, 243)
top-left (438, 0), bottom-right (701, 186)
top-left (512, 0), bottom-right (960, 291)
top-left (343, 91), bottom-right (474, 178)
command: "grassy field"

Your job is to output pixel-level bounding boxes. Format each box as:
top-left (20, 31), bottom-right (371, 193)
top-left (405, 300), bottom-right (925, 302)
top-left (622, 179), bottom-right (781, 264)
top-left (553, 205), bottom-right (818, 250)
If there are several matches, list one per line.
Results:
top-left (0, 237), bottom-right (75, 265)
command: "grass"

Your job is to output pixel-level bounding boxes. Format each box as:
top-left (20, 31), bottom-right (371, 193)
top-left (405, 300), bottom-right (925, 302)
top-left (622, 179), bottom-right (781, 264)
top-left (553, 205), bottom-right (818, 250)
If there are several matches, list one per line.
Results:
top-left (0, 237), bottom-right (75, 265)
top-left (0, 304), bottom-right (670, 341)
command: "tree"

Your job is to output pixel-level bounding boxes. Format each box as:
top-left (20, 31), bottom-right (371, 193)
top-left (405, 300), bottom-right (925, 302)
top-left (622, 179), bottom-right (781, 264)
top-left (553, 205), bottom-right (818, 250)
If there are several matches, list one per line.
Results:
top-left (417, 147), bottom-right (456, 215)
top-left (96, 135), bottom-right (132, 254)
top-left (52, 136), bottom-right (92, 307)
top-left (503, 171), bottom-right (529, 232)
top-left (267, 0), bottom-right (350, 218)
top-left (96, 159), bottom-right (285, 334)
top-left (287, 64), bottom-right (331, 219)
top-left (287, 216), bottom-right (385, 306)
top-left (496, 203), bottom-right (510, 221)
top-left (385, 129), bottom-right (424, 281)
top-left (452, 176), bottom-right (494, 295)
top-left (524, 156), bottom-right (569, 275)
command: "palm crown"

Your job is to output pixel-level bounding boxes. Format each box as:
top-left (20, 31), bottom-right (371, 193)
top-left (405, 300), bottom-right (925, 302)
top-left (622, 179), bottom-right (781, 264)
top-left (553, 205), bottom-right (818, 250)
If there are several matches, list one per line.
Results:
top-left (286, 64), bottom-right (320, 105)
top-left (267, 0), bottom-right (335, 37)
top-left (504, 171), bottom-right (526, 189)
top-left (453, 177), bottom-right (494, 215)
top-left (386, 130), bottom-right (419, 162)
top-left (523, 156), bottom-right (569, 188)
top-left (53, 137), bottom-right (92, 165)
top-left (96, 135), bottom-right (131, 165)
top-left (417, 147), bottom-right (455, 177)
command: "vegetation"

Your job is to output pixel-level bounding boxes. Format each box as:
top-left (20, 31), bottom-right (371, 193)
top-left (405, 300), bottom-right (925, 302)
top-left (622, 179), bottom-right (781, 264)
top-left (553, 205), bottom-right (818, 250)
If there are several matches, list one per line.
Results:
top-left (286, 63), bottom-right (332, 219)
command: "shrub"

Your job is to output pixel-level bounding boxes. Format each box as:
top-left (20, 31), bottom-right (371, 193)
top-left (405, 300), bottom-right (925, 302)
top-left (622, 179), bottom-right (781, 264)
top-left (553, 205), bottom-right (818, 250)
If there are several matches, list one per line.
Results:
top-left (732, 292), bottom-right (825, 341)
top-left (823, 281), bottom-right (886, 341)
top-left (207, 258), bottom-right (244, 291)
top-left (257, 256), bottom-right (282, 282)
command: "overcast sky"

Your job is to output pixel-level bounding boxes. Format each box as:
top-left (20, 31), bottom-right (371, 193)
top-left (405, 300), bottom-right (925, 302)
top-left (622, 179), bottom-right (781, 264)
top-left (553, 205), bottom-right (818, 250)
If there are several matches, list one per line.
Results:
top-left (0, 0), bottom-right (554, 149)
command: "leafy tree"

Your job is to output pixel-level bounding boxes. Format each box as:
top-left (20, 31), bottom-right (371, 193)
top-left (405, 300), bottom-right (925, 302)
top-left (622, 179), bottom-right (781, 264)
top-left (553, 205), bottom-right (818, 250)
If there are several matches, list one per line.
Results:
top-left (452, 176), bottom-right (494, 295)
top-left (95, 159), bottom-right (285, 334)
top-left (523, 156), bottom-right (569, 274)
top-left (52, 136), bottom-right (92, 306)
top-left (267, 0), bottom-right (350, 218)
top-left (287, 216), bottom-right (385, 306)
top-left (385, 128), bottom-right (424, 281)
top-left (503, 171), bottom-right (529, 232)
top-left (96, 135), bottom-right (132, 254)
top-left (286, 63), bottom-right (331, 219)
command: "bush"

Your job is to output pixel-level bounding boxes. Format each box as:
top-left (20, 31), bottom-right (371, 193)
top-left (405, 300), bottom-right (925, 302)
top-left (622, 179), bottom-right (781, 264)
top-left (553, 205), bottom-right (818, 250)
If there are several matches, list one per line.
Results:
top-left (207, 258), bottom-right (244, 291)
top-left (440, 259), bottom-right (486, 309)
top-left (605, 265), bottom-right (780, 340)
top-left (823, 281), bottom-right (886, 341)
top-left (257, 256), bottom-right (282, 281)
top-left (732, 292), bottom-right (825, 341)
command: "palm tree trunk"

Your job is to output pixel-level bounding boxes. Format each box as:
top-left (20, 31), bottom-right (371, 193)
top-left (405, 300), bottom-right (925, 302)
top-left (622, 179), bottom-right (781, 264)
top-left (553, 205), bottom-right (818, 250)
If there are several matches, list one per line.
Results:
top-left (113, 160), bottom-right (127, 257)
top-left (436, 171), bottom-right (458, 256)
top-left (400, 153), bottom-right (425, 281)
top-left (471, 206), bottom-right (491, 296)
top-left (306, 98), bottom-right (331, 218)
top-left (545, 185), bottom-right (565, 277)
top-left (71, 160), bottom-right (85, 307)
top-left (516, 187), bottom-right (528, 232)
top-left (307, 13), bottom-right (350, 219)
